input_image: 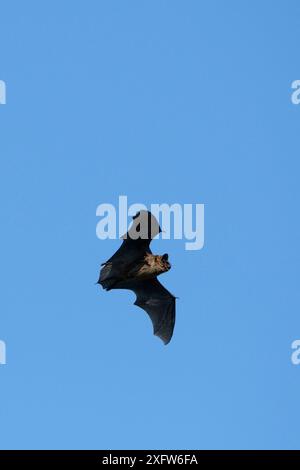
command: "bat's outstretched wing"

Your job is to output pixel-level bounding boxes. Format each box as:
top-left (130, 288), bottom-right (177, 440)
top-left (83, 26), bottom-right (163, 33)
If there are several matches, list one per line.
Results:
top-left (117, 278), bottom-right (176, 344)
top-left (98, 211), bottom-right (160, 290)
top-left (98, 240), bottom-right (151, 290)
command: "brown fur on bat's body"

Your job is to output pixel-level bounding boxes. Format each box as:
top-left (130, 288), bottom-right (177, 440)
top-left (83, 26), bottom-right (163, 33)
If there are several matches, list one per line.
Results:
top-left (97, 211), bottom-right (176, 345)
top-left (102, 253), bottom-right (171, 289)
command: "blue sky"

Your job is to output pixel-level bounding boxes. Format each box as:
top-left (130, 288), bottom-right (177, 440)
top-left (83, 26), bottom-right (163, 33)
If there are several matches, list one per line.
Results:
top-left (1, 0), bottom-right (300, 450)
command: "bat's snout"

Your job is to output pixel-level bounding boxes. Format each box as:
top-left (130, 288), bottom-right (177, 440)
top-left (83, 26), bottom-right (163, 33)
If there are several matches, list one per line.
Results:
top-left (161, 253), bottom-right (171, 271)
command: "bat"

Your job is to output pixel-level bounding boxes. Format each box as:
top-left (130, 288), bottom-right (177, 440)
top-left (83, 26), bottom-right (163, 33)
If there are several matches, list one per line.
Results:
top-left (97, 210), bottom-right (176, 344)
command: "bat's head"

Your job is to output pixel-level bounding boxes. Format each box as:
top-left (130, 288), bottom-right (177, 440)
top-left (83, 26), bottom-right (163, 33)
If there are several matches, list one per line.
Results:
top-left (123, 210), bottom-right (162, 241)
top-left (161, 253), bottom-right (171, 271)
top-left (143, 253), bottom-right (171, 277)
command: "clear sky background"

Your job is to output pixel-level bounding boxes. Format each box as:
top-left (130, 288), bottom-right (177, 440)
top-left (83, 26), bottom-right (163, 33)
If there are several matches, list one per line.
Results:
top-left (1, 0), bottom-right (300, 450)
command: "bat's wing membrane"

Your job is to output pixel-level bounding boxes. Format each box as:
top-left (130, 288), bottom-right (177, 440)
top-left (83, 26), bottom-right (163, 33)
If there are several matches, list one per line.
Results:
top-left (98, 240), bottom-right (151, 290)
top-left (126, 278), bottom-right (176, 344)
top-left (99, 262), bottom-right (118, 290)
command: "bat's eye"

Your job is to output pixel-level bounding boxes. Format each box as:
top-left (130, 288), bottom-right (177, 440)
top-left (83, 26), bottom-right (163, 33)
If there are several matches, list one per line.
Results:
top-left (162, 253), bottom-right (169, 261)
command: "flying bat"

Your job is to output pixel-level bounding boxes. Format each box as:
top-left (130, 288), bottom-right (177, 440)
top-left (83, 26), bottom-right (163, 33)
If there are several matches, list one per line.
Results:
top-left (97, 210), bottom-right (176, 344)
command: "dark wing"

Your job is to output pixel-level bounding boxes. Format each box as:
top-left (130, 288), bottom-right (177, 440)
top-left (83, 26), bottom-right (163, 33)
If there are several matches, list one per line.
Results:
top-left (98, 239), bottom-right (151, 290)
top-left (117, 278), bottom-right (176, 345)
top-left (98, 211), bottom-right (160, 290)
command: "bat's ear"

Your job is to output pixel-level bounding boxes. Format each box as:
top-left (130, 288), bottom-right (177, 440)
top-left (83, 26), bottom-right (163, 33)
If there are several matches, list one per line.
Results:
top-left (162, 253), bottom-right (169, 261)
